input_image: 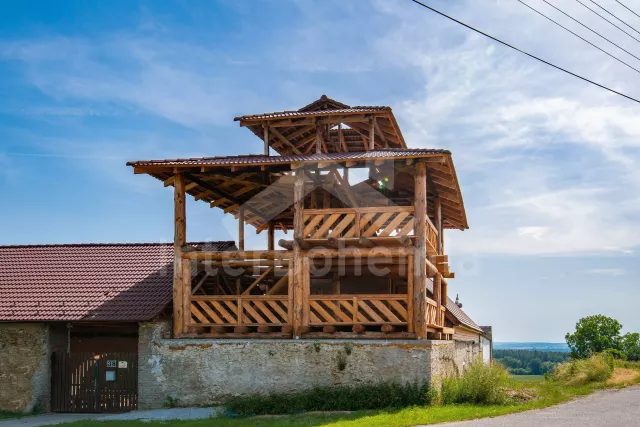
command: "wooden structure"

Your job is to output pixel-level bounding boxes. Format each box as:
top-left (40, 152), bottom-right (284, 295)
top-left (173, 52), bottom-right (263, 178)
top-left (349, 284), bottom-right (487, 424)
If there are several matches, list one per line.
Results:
top-left (128, 95), bottom-right (468, 340)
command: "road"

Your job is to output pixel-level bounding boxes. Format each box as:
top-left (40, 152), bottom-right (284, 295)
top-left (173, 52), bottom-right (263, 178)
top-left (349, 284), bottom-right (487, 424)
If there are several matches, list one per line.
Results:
top-left (430, 385), bottom-right (640, 427)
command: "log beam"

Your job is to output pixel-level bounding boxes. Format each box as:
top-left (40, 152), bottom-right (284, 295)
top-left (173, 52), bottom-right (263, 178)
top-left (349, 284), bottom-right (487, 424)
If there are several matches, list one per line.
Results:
top-left (413, 162), bottom-right (428, 339)
top-left (173, 173), bottom-right (186, 337)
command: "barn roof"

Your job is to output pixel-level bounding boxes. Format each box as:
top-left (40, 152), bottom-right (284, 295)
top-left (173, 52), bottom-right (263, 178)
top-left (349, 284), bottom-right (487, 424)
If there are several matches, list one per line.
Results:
top-left (0, 241), bottom-right (235, 322)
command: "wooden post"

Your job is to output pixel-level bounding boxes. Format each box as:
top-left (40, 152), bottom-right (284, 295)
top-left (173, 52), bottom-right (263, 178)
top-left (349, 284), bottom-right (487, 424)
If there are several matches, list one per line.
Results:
top-left (173, 173), bottom-right (186, 337)
top-left (435, 197), bottom-right (443, 255)
top-left (332, 272), bottom-right (340, 294)
top-left (267, 222), bottom-right (275, 251)
top-left (238, 206), bottom-right (245, 251)
top-left (413, 162), bottom-right (428, 339)
top-left (182, 259), bottom-right (191, 332)
top-left (315, 122), bottom-right (322, 154)
top-left (369, 117), bottom-right (376, 151)
top-left (434, 197), bottom-right (443, 331)
top-left (338, 123), bottom-right (347, 152)
top-left (263, 124), bottom-right (269, 155)
top-left (407, 254), bottom-right (414, 333)
top-left (292, 169), bottom-right (306, 336)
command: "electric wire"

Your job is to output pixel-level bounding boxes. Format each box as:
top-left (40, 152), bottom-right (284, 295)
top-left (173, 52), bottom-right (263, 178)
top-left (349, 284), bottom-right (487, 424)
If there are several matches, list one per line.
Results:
top-left (517, 0), bottom-right (640, 74)
top-left (575, 0), bottom-right (640, 43)
top-left (408, 0), bottom-right (640, 104)
top-left (588, 0), bottom-right (640, 35)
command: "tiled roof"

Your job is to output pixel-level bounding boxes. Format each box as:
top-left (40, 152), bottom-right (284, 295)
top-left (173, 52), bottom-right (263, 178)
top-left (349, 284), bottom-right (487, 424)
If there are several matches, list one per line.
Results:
top-left (234, 107), bottom-right (390, 122)
top-left (127, 149), bottom-right (450, 168)
top-left (0, 241), bottom-right (235, 322)
top-left (427, 279), bottom-right (482, 333)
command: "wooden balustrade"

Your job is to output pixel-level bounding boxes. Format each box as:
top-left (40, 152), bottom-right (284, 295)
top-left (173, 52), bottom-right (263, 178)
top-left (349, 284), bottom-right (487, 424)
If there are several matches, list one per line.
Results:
top-left (425, 297), bottom-right (440, 328)
top-left (302, 206), bottom-right (415, 240)
top-left (425, 217), bottom-right (438, 255)
top-left (308, 294), bottom-right (409, 327)
top-left (190, 295), bottom-right (290, 327)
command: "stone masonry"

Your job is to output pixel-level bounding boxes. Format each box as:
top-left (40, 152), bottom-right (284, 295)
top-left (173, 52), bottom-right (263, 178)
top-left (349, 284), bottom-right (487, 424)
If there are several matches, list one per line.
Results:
top-left (138, 320), bottom-right (480, 409)
top-left (0, 324), bottom-right (51, 413)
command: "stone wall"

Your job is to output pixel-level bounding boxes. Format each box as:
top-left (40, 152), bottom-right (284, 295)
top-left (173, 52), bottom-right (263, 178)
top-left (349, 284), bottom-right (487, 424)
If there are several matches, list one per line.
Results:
top-left (0, 323), bottom-right (52, 413)
top-left (138, 320), bottom-right (480, 409)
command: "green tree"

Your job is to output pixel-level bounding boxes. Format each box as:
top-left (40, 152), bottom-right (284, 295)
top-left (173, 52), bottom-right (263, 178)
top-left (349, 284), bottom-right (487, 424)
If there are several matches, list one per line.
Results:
top-left (565, 315), bottom-right (622, 359)
top-left (529, 358), bottom-right (542, 375)
top-left (621, 332), bottom-right (640, 361)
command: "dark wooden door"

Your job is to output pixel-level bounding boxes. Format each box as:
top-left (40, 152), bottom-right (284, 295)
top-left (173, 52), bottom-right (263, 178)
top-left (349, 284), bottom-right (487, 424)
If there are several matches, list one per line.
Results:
top-left (51, 352), bottom-right (137, 413)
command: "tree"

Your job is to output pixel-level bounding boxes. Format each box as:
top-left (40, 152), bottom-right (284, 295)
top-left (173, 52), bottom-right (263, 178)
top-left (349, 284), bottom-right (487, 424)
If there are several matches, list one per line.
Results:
top-left (529, 358), bottom-right (542, 375)
top-left (565, 315), bottom-right (622, 359)
top-left (621, 332), bottom-right (640, 361)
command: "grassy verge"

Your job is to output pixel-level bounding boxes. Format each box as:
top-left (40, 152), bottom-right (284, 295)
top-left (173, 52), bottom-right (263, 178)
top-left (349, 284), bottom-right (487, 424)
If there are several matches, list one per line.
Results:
top-left (53, 357), bottom-right (640, 427)
top-left (0, 411), bottom-right (23, 420)
top-left (510, 375), bottom-right (544, 382)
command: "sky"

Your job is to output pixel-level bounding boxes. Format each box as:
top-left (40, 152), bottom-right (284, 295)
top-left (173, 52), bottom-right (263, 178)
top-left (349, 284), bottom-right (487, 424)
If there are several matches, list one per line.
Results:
top-left (1, 0), bottom-right (639, 342)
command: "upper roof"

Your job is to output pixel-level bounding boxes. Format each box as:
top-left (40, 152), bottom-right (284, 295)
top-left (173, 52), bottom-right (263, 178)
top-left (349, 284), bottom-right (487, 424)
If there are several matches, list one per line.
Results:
top-left (128, 149), bottom-right (468, 230)
top-left (0, 241), bottom-right (235, 322)
top-left (234, 95), bottom-right (407, 154)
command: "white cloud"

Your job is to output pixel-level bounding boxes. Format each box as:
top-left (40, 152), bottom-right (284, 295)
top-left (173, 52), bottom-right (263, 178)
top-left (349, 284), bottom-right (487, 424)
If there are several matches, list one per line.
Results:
top-left (586, 268), bottom-right (625, 276)
top-left (372, 0), bottom-right (640, 255)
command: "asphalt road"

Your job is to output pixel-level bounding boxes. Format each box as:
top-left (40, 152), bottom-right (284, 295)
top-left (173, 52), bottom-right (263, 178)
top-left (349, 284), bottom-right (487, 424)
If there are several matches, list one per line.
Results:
top-left (431, 385), bottom-right (640, 427)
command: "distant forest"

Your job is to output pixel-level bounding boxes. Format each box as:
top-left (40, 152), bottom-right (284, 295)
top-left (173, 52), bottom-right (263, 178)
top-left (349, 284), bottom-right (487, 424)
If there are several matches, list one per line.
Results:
top-left (494, 349), bottom-right (569, 375)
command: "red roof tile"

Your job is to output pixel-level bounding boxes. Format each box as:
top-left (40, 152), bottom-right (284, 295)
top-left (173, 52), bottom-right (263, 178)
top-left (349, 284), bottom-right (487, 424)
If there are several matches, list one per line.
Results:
top-left (126, 149), bottom-right (450, 168)
top-left (0, 242), bottom-right (235, 322)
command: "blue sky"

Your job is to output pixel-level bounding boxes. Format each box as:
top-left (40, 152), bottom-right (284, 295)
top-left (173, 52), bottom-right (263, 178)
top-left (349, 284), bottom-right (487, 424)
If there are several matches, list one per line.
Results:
top-left (1, 0), bottom-right (639, 342)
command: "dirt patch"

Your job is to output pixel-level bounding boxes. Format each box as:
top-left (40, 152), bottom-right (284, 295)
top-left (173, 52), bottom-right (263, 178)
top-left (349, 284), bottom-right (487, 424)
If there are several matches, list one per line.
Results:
top-left (607, 368), bottom-right (640, 386)
top-left (505, 387), bottom-right (538, 403)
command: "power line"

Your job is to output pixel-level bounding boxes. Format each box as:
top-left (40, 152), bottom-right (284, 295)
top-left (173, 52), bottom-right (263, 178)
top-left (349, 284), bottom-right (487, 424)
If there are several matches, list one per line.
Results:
top-left (407, 0), bottom-right (640, 105)
top-left (614, 0), bottom-right (640, 20)
top-left (574, 0), bottom-right (640, 43)
top-left (517, 0), bottom-right (640, 74)
top-left (540, 0), bottom-right (640, 63)
top-left (588, 0), bottom-right (640, 35)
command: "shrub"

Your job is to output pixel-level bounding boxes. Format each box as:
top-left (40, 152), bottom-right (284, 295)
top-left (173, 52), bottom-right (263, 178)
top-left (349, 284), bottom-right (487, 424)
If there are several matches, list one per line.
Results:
top-left (441, 360), bottom-right (509, 405)
top-left (552, 353), bottom-right (613, 386)
top-left (226, 382), bottom-right (433, 415)
top-left (602, 348), bottom-right (626, 361)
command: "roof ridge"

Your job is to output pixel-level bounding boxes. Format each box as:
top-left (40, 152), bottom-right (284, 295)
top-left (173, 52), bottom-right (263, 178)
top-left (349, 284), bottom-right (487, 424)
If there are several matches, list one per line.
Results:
top-left (0, 241), bottom-right (235, 249)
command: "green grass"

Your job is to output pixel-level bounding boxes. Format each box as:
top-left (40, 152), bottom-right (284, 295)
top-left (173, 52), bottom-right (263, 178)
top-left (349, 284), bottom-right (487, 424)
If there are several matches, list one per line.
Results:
top-left (50, 378), bottom-right (594, 427)
top-left (52, 358), bottom-right (640, 427)
top-left (0, 411), bottom-right (23, 420)
top-left (510, 375), bottom-right (545, 382)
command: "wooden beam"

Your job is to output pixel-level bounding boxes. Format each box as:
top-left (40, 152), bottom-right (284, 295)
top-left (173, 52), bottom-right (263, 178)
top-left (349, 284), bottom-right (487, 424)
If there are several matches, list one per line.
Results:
top-left (267, 222), bottom-right (275, 251)
top-left (293, 169), bottom-right (305, 336)
top-left (173, 173), bottom-right (186, 337)
top-left (184, 174), bottom-right (264, 221)
top-left (263, 123), bottom-right (269, 155)
top-left (241, 266), bottom-right (274, 295)
top-left (330, 167), bottom-right (358, 208)
top-left (315, 122), bottom-right (322, 154)
top-left (413, 162), bottom-right (428, 340)
top-left (332, 272), bottom-right (340, 294)
top-left (269, 127), bottom-right (302, 155)
top-left (238, 206), bottom-right (245, 251)
top-left (182, 259), bottom-right (191, 332)
top-left (374, 119), bottom-right (388, 148)
top-left (369, 116), bottom-right (376, 150)
top-left (338, 123), bottom-right (347, 152)
top-left (435, 197), bottom-right (443, 255)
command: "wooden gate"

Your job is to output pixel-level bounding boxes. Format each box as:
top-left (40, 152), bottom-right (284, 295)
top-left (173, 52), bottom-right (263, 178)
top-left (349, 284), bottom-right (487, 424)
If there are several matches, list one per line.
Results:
top-left (51, 352), bottom-right (138, 413)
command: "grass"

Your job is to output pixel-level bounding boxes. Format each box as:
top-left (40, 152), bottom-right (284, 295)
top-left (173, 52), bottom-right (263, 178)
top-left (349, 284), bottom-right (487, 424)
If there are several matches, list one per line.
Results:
top-left (553, 353), bottom-right (614, 386)
top-left (510, 375), bottom-right (545, 382)
top-left (0, 411), bottom-right (23, 420)
top-left (51, 357), bottom-right (640, 427)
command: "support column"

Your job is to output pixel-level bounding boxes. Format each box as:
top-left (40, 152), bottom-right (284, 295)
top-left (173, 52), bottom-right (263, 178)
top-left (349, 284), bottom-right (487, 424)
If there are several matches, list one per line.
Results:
top-left (238, 206), bottom-right (245, 251)
top-left (181, 258), bottom-right (191, 333)
top-left (263, 123), bottom-right (269, 155)
top-left (292, 169), bottom-right (306, 337)
top-left (413, 162), bottom-right (428, 340)
top-left (315, 122), bottom-right (322, 154)
top-left (267, 222), bottom-right (275, 251)
top-left (434, 197), bottom-right (444, 329)
top-left (369, 117), bottom-right (376, 150)
top-left (173, 173), bottom-right (186, 337)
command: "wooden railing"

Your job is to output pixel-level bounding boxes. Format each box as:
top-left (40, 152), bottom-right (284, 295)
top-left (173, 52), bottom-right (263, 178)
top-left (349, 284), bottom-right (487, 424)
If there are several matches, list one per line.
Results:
top-left (190, 295), bottom-right (290, 327)
top-left (302, 206), bottom-right (439, 254)
top-left (426, 217), bottom-right (438, 255)
top-left (302, 206), bottom-right (415, 240)
top-left (426, 297), bottom-right (440, 328)
top-left (308, 294), bottom-right (409, 326)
